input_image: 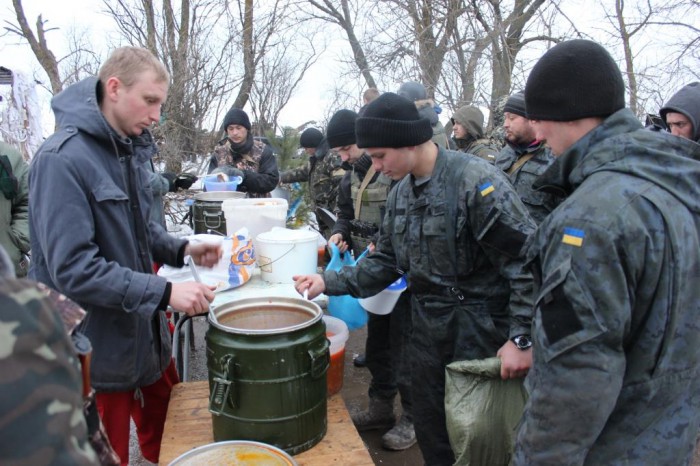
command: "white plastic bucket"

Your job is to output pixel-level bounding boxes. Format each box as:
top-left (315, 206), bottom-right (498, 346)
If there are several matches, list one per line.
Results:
top-left (359, 276), bottom-right (407, 315)
top-left (222, 198), bottom-right (288, 241)
top-left (323, 315), bottom-right (349, 396)
top-left (255, 227), bottom-right (318, 283)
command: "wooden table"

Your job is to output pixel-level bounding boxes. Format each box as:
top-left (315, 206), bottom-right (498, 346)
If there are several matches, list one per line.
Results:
top-left (159, 381), bottom-right (374, 465)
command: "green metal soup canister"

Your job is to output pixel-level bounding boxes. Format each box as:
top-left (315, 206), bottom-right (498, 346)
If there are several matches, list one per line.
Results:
top-left (206, 296), bottom-right (329, 455)
top-left (192, 191), bottom-right (245, 236)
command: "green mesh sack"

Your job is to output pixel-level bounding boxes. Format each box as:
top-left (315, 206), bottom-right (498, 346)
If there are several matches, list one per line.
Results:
top-left (445, 357), bottom-right (527, 466)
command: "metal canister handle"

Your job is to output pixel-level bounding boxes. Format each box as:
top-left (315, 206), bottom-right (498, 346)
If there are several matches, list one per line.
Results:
top-left (209, 355), bottom-right (236, 414)
top-left (308, 339), bottom-right (330, 379)
top-left (203, 210), bottom-right (223, 229)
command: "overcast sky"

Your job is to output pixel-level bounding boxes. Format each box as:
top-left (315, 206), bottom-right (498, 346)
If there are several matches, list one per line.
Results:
top-left (0, 0), bottom-right (344, 135)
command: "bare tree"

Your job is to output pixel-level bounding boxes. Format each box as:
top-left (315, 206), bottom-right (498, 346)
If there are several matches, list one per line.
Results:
top-left (248, 38), bottom-right (320, 134)
top-left (103, 0), bottom-right (240, 169)
top-left (4, 0), bottom-right (102, 95)
top-left (228, 0), bottom-right (293, 110)
top-left (306, 0), bottom-right (378, 89)
top-left (468, 0), bottom-right (557, 128)
top-left (363, 0), bottom-right (464, 98)
top-left (599, 0), bottom-right (700, 118)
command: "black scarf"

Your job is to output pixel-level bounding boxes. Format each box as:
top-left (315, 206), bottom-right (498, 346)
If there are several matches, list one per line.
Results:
top-left (227, 133), bottom-right (254, 157)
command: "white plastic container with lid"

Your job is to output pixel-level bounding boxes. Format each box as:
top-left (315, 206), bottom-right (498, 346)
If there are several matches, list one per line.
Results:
top-left (255, 227), bottom-right (318, 283)
top-left (358, 276), bottom-right (407, 315)
top-left (221, 198), bottom-right (288, 240)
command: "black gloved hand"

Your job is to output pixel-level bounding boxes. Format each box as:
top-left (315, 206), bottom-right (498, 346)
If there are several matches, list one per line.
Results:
top-left (161, 172), bottom-right (178, 192)
top-left (175, 173), bottom-right (198, 190)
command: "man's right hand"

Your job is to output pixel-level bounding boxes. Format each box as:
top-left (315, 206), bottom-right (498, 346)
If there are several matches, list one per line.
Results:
top-left (328, 233), bottom-right (349, 254)
top-left (293, 274), bottom-right (326, 300)
top-left (169, 282), bottom-right (216, 316)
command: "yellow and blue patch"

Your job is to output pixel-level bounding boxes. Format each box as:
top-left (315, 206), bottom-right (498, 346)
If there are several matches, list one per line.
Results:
top-left (562, 227), bottom-right (585, 247)
top-left (479, 181), bottom-right (495, 197)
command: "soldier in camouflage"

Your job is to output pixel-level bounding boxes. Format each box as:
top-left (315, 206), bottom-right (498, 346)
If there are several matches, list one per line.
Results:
top-left (450, 105), bottom-right (500, 163)
top-left (495, 91), bottom-right (562, 224)
top-left (295, 93), bottom-right (536, 465)
top-left (280, 128), bottom-right (345, 237)
top-left (514, 40), bottom-right (700, 465)
top-left (0, 245), bottom-right (99, 465)
top-left (324, 109), bottom-right (415, 451)
top-left (208, 107), bottom-right (279, 198)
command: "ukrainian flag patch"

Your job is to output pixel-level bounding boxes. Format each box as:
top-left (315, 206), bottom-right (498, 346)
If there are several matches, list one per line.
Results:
top-left (479, 181), bottom-right (495, 197)
top-left (562, 227), bottom-right (585, 247)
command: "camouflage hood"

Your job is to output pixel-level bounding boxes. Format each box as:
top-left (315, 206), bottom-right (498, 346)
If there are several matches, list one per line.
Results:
top-left (535, 108), bottom-right (700, 212)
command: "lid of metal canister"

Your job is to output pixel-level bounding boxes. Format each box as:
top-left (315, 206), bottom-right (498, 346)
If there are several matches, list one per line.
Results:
top-left (209, 296), bottom-right (322, 335)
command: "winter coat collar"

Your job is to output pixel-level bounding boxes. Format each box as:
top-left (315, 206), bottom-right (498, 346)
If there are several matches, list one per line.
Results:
top-left (534, 108), bottom-right (700, 210)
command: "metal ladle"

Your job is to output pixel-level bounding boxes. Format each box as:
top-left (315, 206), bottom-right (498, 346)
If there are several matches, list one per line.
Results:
top-left (187, 256), bottom-right (219, 325)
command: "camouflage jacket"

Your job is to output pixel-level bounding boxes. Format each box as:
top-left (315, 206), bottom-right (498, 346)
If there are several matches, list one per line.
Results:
top-left (514, 109), bottom-right (700, 465)
top-left (209, 136), bottom-right (279, 198)
top-left (0, 279), bottom-right (98, 465)
top-left (280, 139), bottom-right (345, 211)
top-left (495, 141), bottom-right (562, 224)
top-left (455, 137), bottom-right (499, 164)
top-left (331, 154), bottom-right (392, 254)
top-left (325, 148), bottom-right (535, 357)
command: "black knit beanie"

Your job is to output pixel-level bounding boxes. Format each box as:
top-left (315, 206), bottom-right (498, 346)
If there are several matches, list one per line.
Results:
top-left (299, 128), bottom-right (324, 148)
top-left (221, 108), bottom-right (251, 131)
top-left (355, 93), bottom-right (433, 148)
top-left (326, 109), bottom-right (358, 149)
top-left (525, 40), bottom-right (625, 121)
top-left (503, 91), bottom-right (527, 118)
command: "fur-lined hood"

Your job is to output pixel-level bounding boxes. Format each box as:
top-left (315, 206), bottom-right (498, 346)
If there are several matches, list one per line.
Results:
top-left (414, 99), bottom-right (439, 126)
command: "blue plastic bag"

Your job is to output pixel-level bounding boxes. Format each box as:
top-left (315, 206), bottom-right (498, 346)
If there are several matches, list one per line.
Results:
top-left (326, 243), bottom-right (368, 330)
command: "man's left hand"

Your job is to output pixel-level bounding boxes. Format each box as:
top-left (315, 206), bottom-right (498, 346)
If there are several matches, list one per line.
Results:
top-left (497, 340), bottom-right (532, 380)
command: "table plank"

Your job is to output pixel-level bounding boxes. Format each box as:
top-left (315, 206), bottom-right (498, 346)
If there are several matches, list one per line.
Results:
top-left (159, 381), bottom-right (373, 465)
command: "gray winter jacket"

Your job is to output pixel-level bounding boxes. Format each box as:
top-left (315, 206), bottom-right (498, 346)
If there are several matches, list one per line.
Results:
top-left (29, 77), bottom-right (186, 391)
top-left (514, 109), bottom-right (700, 465)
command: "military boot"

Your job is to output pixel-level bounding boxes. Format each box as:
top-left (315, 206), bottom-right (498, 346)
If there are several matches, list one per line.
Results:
top-left (351, 397), bottom-right (395, 431)
top-left (381, 414), bottom-right (417, 450)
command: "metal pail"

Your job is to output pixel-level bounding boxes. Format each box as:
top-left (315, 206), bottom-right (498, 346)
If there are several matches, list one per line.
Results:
top-left (192, 191), bottom-right (245, 236)
top-left (206, 297), bottom-right (329, 455)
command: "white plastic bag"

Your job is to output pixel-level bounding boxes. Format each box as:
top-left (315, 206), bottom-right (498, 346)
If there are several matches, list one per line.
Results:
top-left (157, 229), bottom-right (256, 292)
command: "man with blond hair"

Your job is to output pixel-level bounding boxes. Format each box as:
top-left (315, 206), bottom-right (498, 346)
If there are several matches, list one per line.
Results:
top-left (29, 46), bottom-right (221, 465)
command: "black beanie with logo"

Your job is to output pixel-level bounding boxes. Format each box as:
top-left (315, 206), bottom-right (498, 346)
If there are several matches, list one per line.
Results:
top-left (326, 109), bottom-right (358, 149)
top-left (221, 108), bottom-right (251, 131)
top-left (355, 92), bottom-right (433, 148)
top-left (525, 40), bottom-right (625, 121)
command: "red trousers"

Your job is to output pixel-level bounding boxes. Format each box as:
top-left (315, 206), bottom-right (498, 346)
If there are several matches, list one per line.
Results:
top-left (96, 360), bottom-right (180, 465)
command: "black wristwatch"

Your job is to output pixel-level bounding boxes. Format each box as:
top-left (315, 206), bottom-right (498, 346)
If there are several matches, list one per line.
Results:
top-left (511, 335), bottom-right (533, 350)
